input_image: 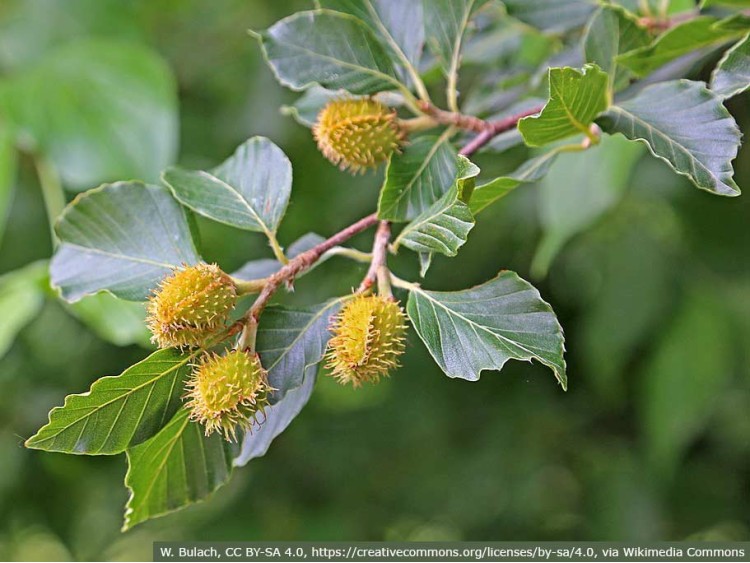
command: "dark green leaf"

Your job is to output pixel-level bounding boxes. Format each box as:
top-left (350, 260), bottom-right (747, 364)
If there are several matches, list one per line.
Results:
top-left (518, 64), bottom-right (609, 146)
top-left (234, 369), bottom-right (317, 466)
top-left (469, 149), bottom-right (562, 214)
top-left (531, 134), bottom-right (645, 277)
top-left (50, 182), bottom-right (200, 302)
top-left (711, 33), bottom-right (750, 99)
top-left (502, 0), bottom-right (597, 32)
top-left (0, 261), bottom-right (48, 359)
top-left (378, 133), bottom-right (458, 221)
top-left (256, 299), bottom-right (345, 400)
top-left (393, 157), bottom-right (479, 257)
top-left (163, 137), bottom-right (292, 236)
top-left (2, 39), bottom-right (177, 191)
top-left (583, 6), bottom-right (650, 91)
top-left (617, 17), bottom-right (744, 77)
top-left (26, 349), bottom-right (193, 455)
top-left (259, 10), bottom-right (402, 95)
top-left (317, 0), bottom-right (424, 73)
top-left (642, 291), bottom-right (732, 476)
top-left (407, 271), bottom-right (567, 388)
top-left (597, 80), bottom-right (741, 196)
top-left (123, 408), bottom-right (235, 531)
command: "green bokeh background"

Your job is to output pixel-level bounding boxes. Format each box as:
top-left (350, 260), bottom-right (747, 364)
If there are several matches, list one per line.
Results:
top-left (1, 1), bottom-right (749, 560)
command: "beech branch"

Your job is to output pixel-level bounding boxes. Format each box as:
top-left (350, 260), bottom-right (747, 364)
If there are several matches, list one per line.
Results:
top-left (357, 220), bottom-right (392, 294)
top-left (459, 105), bottom-right (543, 157)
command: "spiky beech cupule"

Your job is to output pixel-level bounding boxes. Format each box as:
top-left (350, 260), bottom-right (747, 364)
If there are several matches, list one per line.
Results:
top-left (313, 98), bottom-right (404, 173)
top-left (185, 350), bottom-right (271, 441)
top-left (325, 294), bottom-right (408, 387)
top-left (147, 263), bottom-right (237, 348)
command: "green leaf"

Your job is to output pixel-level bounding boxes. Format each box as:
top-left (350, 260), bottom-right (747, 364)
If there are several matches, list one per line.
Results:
top-left (317, 0), bottom-right (424, 73)
top-left (25, 348), bottom-right (194, 455)
top-left (393, 156), bottom-right (479, 257)
top-left (532, 134), bottom-right (645, 277)
top-left (163, 137), bottom-right (292, 237)
top-left (259, 10), bottom-right (402, 95)
top-left (0, 119), bottom-right (16, 245)
top-left (50, 182), bottom-right (200, 302)
top-left (597, 80), bottom-right (741, 196)
top-left (617, 17), bottom-right (745, 77)
top-left (407, 271), bottom-right (567, 389)
top-left (642, 291), bottom-right (732, 476)
top-left (502, 0), bottom-right (597, 32)
top-left (256, 299), bottom-right (345, 400)
top-left (424, 0), bottom-right (485, 75)
top-left (0, 261), bottom-right (48, 360)
top-left (123, 408), bottom-right (235, 531)
top-left (234, 368), bottom-right (317, 467)
top-left (2, 39), bottom-right (177, 191)
top-left (518, 64), bottom-right (610, 146)
top-left (378, 133), bottom-right (458, 221)
top-left (68, 293), bottom-right (151, 348)
top-left (711, 33), bottom-right (750, 99)
top-left (469, 149), bottom-right (563, 214)
top-left (583, 6), bottom-right (651, 91)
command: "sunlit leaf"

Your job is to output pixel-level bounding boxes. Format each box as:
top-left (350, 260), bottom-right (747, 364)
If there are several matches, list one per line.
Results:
top-left (26, 349), bottom-right (194, 455)
top-left (617, 16), bottom-right (745, 77)
top-left (0, 261), bottom-right (48, 359)
top-left (518, 64), bottom-right (609, 146)
top-left (123, 408), bottom-right (235, 531)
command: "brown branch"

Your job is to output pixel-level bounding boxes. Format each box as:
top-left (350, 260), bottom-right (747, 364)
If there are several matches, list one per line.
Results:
top-left (357, 220), bottom-right (391, 293)
top-left (459, 105), bottom-right (544, 157)
top-left (417, 101), bottom-right (488, 133)
top-left (239, 212), bottom-right (380, 348)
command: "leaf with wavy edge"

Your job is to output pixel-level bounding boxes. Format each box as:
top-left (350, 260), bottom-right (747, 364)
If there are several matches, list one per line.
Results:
top-left (123, 408), bottom-right (235, 530)
top-left (50, 182), bottom-right (200, 302)
top-left (597, 80), bottom-right (741, 196)
top-left (26, 348), bottom-right (194, 455)
top-left (711, 33), bottom-right (750, 99)
top-left (259, 10), bottom-right (402, 95)
top-left (407, 271), bottom-right (567, 389)
top-left (394, 157), bottom-right (479, 257)
top-left (519, 64), bottom-right (609, 146)
top-left (163, 137), bottom-right (291, 237)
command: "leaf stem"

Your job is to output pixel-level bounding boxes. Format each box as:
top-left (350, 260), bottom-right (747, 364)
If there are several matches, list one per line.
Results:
top-left (33, 155), bottom-right (66, 247)
top-left (267, 231), bottom-right (288, 264)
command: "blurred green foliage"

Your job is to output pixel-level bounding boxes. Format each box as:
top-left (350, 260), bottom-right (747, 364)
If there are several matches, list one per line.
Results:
top-left (1, 0), bottom-right (749, 560)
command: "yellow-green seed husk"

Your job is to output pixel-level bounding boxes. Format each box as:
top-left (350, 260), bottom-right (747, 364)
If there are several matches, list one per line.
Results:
top-left (326, 294), bottom-right (407, 386)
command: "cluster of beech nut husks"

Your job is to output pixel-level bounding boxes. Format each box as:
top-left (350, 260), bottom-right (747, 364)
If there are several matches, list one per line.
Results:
top-left (144, 97), bottom-right (413, 441)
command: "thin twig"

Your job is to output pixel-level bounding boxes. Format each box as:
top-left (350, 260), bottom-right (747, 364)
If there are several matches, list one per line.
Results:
top-left (357, 220), bottom-right (391, 294)
top-left (237, 212), bottom-right (380, 349)
top-left (459, 105), bottom-right (544, 157)
top-left (417, 101), bottom-right (488, 133)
